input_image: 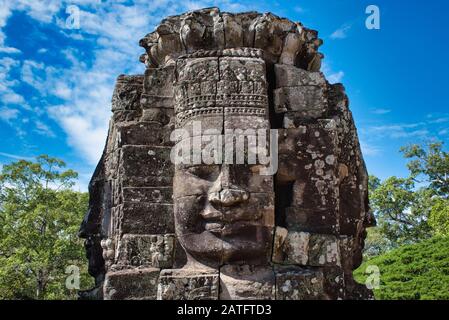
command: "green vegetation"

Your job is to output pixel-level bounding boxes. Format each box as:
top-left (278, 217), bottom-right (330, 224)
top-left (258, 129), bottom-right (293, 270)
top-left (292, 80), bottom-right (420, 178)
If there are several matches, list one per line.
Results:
top-left (366, 141), bottom-right (449, 258)
top-left (360, 141), bottom-right (449, 300)
top-left (354, 236), bottom-right (449, 300)
top-left (0, 156), bottom-right (93, 299)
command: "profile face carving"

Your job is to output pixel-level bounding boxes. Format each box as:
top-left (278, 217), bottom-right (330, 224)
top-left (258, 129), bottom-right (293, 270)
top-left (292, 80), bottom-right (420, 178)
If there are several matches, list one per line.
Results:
top-left (172, 49), bottom-right (275, 267)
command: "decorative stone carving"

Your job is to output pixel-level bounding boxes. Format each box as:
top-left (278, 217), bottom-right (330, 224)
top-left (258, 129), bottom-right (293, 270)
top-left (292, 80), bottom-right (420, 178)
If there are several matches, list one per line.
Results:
top-left (79, 7), bottom-right (374, 300)
top-left (157, 268), bottom-right (219, 300)
top-left (115, 234), bottom-right (175, 269)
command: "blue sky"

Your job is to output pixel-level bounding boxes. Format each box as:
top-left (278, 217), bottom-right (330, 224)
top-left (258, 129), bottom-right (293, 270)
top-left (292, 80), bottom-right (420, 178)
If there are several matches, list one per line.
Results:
top-left (0, 0), bottom-right (448, 190)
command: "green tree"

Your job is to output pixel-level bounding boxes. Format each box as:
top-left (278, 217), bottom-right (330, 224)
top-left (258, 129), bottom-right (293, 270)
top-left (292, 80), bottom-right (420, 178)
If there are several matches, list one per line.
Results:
top-left (400, 141), bottom-right (449, 237)
top-left (401, 141), bottom-right (449, 197)
top-left (366, 141), bottom-right (449, 251)
top-left (429, 198), bottom-right (449, 236)
top-left (369, 176), bottom-right (432, 247)
top-left (355, 236), bottom-right (449, 300)
top-left (0, 155), bottom-right (92, 299)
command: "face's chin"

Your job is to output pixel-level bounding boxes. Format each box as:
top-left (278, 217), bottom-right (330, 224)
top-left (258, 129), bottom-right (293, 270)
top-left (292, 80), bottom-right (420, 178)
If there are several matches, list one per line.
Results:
top-left (178, 223), bottom-right (273, 267)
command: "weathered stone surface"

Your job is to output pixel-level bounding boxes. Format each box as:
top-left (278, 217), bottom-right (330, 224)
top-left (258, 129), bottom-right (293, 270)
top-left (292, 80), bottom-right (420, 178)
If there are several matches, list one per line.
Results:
top-left (157, 268), bottom-right (219, 300)
top-left (322, 267), bottom-right (346, 300)
top-left (275, 267), bottom-right (324, 300)
top-left (272, 227), bottom-right (343, 268)
top-left (272, 227), bottom-right (309, 265)
top-left (111, 75), bottom-right (143, 112)
top-left (104, 268), bottom-right (160, 300)
top-left (274, 63), bottom-right (326, 87)
top-left (80, 7), bottom-right (373, 300)
top-left (285, 207), bottom-right (339, 235)
top-left (120, 145), bottom-right (173, 187)
top-left (143, 66), bottom-right (174, 96)
top-left (116, 234), bottom-right (175, 268)
top-left (121, 202), bottom-right (174, 234)
top-left (116, 122), bottom-right (174, 147)
top-left (273, 86), bottom-right (328, 119)
top-left (308, 234), bottom-right (341, 267)
top-left (220, 265), bottom-right (275, 300)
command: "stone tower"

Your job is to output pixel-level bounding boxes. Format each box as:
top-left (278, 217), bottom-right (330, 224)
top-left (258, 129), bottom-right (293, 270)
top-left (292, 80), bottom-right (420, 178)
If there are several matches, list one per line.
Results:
top-left (78, 7), bottom-right (375, 300)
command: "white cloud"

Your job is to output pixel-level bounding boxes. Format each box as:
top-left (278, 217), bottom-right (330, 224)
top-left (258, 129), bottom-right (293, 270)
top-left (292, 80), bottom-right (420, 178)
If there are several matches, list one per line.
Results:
top-left (294, 6), bottom-right (305, 13)
top-left (360, 141), bottom-right (381, 156)
top-left (0, 152), bottom-right (33, 161)
top-left (429, 117), bottom-right (449, 124)
top-left (0, 107), bottom-right (19, 122)
top-left (321, 60), bottom-right (344, 84)
top-left (0, 1), bottom-right (12, 27)
top-left (21, 60), bottom-right (46, 90)
top-left (11, 0), bottom-right (61, 24)
top-left (330, 24), bottom-right (351, 40)
top-left (53, 82), bottom-right (72, 100)
top-left (326, 71), bottom-right (344, 84)
top-left (34, 120), bottom-right (56, 137)
top-left (0, 57), bottom-right (28, 109)
top-left (363, 123), bottom-right (430, 139)
top-left (0, 46), bottom-right (21, 54)
top-left (2, 92), bottom-right (25, 104)
top-left (371, 108), bottom-right (391, 115)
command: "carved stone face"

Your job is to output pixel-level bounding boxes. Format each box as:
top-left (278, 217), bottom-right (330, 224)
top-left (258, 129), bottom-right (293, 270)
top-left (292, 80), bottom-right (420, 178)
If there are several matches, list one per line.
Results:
top-left (172, 49), bottom-right (274, 267)
top-left (174, 162), bottom-right (274, 267)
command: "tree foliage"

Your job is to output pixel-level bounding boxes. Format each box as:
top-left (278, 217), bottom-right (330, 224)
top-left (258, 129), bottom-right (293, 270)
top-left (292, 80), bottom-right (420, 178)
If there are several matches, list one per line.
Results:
top-left (0, 155), bottom-right (93, 299)
top-left (428, 198), bottom-right (449, 236)
top-left (401, 141), bottom-right (449, 197)
top-left (355, 236), bottom-right (449, 300)
top-left (366, 141), bottom-right (449, 255)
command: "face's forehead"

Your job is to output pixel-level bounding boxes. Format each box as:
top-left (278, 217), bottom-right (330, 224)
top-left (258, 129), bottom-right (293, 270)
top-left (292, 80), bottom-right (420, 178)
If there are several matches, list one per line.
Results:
top-left (174, 49), bottom-right (270, 132)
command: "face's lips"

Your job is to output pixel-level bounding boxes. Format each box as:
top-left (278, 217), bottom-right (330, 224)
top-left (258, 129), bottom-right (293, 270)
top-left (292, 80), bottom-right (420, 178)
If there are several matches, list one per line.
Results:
top-left (201, 209), bottom-right (259, 226)
top-left (204, 221), bottom-right (224, 232)
top-left (204, 220), bottom-right (264, 238)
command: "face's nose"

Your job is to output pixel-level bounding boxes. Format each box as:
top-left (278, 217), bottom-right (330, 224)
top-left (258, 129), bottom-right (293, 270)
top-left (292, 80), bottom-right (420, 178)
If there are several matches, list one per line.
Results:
top-left (208, 165), bottom-right (249, 207)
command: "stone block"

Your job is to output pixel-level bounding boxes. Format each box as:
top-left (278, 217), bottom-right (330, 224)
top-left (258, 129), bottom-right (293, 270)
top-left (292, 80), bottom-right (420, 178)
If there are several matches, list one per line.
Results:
top-left (122, 187), bottom-right (173, 204)
top-left (223, 14), bottom-right (244, 48)
top-left (274, 63), bottom-right (326, 87)
top-left (120, 145), bottom-right (173, 187)
top-left (273, 86), bottom-right (327, 119)
top-left (116, 234), bottom-right (175, 268)
top-left (224, 115), bottom-right (269, 130)
top-left (275, 267), bottom-right (324, 300)
top-left (308, 234), bottom-right (341, 267)
top-left (117, 122), bottom-right (174, 147)
top-left (157, 268), bottom-right (219, 300)
top-left (121, 202), bottom-right (174, 234)
top-left (143, 66), bottom-right (174, 96)
top-left (272, 226), bottom-right (309, 265)
top-left (279, 33), bottom-right (303, 65)
top-left (285, 207), bottom-right (339, 235)
top-left (220, 265), bottom-right (275, 300)
top-left (111, 75), bottom-right (143, 112)
top-left (103, 268), bottom-right (160, 300)
top-left (322, 267), bottom-right (346, 300)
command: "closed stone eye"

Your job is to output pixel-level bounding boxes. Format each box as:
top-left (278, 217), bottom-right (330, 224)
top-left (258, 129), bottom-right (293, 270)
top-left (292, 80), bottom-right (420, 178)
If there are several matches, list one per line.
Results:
top-left (186, 166), bottom-right (219, 180)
